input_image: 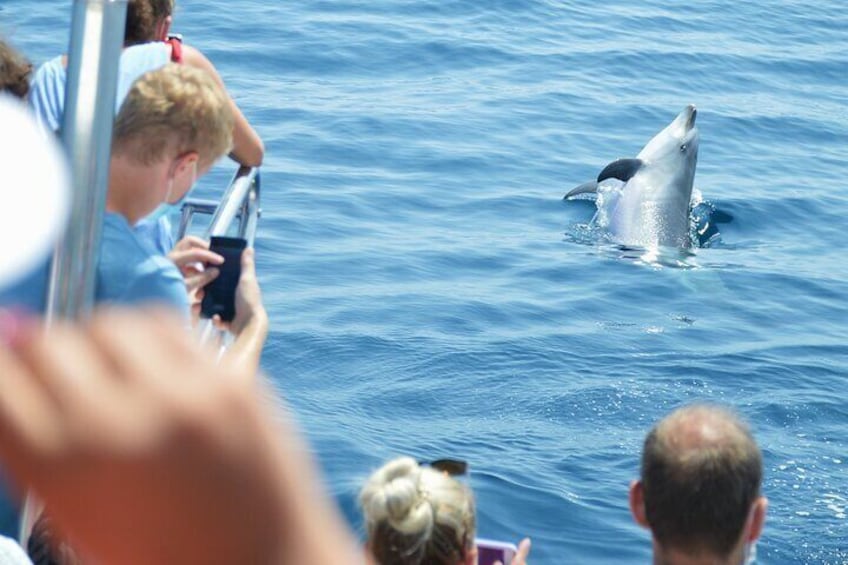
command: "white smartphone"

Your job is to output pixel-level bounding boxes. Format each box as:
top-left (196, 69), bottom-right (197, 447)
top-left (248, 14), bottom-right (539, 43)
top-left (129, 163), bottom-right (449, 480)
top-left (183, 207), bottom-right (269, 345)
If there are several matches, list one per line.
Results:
top-left (476, 538), bottom-right (517, 565)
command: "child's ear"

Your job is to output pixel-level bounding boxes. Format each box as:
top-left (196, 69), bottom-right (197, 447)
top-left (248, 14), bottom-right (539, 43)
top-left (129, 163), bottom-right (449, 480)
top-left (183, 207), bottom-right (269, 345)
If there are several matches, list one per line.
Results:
top-left (177, 151), bottom-right (199, 174)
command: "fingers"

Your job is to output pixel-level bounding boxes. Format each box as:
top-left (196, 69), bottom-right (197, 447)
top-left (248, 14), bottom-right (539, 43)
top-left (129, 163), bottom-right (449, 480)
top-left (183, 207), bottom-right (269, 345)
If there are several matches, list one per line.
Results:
top-left (86, 308), bottom-right (199, 389)
top-left (512, 538), bottom-right (531, 565)
top-left (173, 235), bottom-right (208, 251)
top-left (185, 267), bottom-right (219, 293)
top-left (241, 247), bottom-right (255, 273)
top-left (236, 248), bottom-right (261, 303)
top-left (12, 320), bottom-right (118, 416)
top-left (169, 237), bottom-right (223, 272)
top-left (170, 248), bottom-right (224, 269)
top-left (211, 314), bottom-right (230, 331)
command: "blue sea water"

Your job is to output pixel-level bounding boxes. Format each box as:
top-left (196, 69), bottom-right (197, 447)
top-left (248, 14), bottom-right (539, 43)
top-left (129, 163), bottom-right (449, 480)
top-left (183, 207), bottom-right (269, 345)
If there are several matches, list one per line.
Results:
top-left (2, 0), bottom-right (847, 562)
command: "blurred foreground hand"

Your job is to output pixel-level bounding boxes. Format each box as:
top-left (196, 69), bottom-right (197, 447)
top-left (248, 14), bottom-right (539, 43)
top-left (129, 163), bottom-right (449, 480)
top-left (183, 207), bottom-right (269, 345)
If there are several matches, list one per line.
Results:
top-left (0, 308), bottom-right (358, 565)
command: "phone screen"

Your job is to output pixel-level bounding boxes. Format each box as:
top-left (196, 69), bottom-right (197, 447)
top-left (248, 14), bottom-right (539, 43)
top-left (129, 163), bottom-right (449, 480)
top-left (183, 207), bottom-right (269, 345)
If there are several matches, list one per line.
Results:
top-left (200, 236), bottom-right (246, 322)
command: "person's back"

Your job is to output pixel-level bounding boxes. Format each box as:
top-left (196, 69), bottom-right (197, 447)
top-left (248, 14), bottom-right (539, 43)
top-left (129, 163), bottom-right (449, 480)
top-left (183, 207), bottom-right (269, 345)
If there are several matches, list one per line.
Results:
top-left (28, 0), bottom-right (262, 163)
top-left (629, 404), bottom-right (768, 565)
top-left (27, 0), bottom-right (171, 135)
top-left (28, 0), bottom-right (264, 254)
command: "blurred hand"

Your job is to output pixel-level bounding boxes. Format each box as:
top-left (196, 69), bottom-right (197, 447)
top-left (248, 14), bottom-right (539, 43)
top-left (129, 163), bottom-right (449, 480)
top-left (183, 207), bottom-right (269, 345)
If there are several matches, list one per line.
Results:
top-left (0, 309), bottom-right (288, 565)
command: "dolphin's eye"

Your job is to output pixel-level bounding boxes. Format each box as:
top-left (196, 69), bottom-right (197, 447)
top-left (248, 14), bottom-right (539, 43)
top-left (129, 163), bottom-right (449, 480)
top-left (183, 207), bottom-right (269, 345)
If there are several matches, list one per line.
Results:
top-left (680, 143), bottom-right (688, 152)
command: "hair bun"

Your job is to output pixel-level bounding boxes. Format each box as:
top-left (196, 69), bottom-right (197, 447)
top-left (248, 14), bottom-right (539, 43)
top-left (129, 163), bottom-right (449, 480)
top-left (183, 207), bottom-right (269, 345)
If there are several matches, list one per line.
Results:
top-left (360, 457), bottom-right (434, 536)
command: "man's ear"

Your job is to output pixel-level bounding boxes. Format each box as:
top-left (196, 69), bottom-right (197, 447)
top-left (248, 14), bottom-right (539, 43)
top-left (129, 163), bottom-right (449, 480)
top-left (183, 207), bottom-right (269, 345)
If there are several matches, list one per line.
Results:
top-left (156, 16), bottom-right (173, 41)
top-left (745, 496), bottom-right (768, 543)
top-left (629, 480), bottom-right (650, 529)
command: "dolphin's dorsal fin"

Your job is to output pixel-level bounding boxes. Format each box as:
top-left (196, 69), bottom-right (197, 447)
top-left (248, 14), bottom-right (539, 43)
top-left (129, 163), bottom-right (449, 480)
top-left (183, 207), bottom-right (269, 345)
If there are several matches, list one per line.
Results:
top-left (597, 158), bottom-right (644, 183)
top-left (564, 181), bottom-right (599, 200)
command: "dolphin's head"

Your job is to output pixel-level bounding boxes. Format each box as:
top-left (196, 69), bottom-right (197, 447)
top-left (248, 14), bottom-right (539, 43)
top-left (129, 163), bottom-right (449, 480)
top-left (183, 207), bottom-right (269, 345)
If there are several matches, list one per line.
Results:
top-left (634, 105), bottom-right (700, 204)
top-left (637, 105), bottom-right (699, 167)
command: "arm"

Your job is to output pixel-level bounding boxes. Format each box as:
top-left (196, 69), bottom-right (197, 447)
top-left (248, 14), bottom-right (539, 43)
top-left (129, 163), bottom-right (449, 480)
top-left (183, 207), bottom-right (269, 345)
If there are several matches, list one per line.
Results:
top-left (181, 44), bottom-right (265, 167)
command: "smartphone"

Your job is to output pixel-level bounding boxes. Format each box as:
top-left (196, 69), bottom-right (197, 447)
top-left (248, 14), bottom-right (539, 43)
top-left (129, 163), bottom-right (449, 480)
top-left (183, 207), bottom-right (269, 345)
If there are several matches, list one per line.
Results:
top-left (476, 538), bottom-right (517, 565)
top-left (200, 236), bottom-right (247, 322)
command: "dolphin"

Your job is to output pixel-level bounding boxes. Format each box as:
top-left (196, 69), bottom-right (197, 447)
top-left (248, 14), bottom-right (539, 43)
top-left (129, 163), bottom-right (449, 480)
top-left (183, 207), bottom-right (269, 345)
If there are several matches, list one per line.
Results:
top-left (565, 105), bottom-right (700, 248)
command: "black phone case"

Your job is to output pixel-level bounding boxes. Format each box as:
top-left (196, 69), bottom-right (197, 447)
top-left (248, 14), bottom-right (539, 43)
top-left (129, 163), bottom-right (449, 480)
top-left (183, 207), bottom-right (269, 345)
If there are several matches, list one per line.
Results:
top-left (200, 236), bottom-right (247, 322)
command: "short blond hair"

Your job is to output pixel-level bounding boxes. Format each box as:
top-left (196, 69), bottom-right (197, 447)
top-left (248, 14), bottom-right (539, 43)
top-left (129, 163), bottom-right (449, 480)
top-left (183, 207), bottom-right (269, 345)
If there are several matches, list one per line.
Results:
top-left (113, 63), bottom-right (233, 170)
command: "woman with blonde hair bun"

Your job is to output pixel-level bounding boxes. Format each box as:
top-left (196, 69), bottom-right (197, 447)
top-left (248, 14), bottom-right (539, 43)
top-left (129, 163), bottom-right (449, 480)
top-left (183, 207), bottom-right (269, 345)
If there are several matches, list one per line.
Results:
top-left (360, 457), bottom-right (530, 565)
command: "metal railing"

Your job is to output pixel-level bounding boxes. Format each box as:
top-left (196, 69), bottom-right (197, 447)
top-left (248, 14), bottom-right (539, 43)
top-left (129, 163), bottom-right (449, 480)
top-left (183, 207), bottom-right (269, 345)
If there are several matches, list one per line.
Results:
top-left (177, 165), bottom-right (261, 346)
top-left (47, 0), bottom-right (127, 322)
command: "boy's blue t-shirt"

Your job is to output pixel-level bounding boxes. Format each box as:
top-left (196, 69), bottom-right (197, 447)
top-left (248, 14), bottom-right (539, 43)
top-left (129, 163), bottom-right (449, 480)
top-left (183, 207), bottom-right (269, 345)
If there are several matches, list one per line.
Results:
top-left (96, 212), bottom-right (188, 311)
top-left (0, 213), bottom-right (188, 315)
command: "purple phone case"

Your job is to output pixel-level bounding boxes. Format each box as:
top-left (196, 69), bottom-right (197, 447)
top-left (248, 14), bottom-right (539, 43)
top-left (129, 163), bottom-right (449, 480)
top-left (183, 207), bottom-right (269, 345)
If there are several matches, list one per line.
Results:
top-left (476, 538), bottom-right (517, 565)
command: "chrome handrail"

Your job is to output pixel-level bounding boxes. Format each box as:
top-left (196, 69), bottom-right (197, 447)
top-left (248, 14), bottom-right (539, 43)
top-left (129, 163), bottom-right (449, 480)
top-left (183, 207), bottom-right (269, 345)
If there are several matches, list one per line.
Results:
top-left (177, 165), bottom-right (261, 243)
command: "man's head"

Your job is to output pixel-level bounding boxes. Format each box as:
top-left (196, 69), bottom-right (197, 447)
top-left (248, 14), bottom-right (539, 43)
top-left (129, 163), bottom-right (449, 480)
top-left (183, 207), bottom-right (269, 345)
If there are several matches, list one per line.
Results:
top-left (111, 63), bottom-right (233, 219)
top-left (629, 404), bottom-right (767, 565)
top-left (125, 0), bottom-right (175, 45)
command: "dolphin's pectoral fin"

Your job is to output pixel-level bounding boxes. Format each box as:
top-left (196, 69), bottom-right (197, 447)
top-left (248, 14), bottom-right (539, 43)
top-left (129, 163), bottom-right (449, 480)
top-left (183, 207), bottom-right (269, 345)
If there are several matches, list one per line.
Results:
top-left (597, 158), bottom-right (644, 183)
top-left (564, 181), bottom-right (599, 200)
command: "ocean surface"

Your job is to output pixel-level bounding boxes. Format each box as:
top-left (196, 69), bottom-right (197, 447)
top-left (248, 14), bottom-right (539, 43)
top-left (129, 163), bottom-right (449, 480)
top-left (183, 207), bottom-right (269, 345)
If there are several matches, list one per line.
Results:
top-left (2, 1), bottom-right (847, 562)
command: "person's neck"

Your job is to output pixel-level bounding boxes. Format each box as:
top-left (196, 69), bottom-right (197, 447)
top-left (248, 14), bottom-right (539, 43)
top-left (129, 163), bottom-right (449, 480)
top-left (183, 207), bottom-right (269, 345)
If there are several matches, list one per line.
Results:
top-left (106, 154), bottom-right (162, 226)
top-left (654, 543), bottom-right (743, 565)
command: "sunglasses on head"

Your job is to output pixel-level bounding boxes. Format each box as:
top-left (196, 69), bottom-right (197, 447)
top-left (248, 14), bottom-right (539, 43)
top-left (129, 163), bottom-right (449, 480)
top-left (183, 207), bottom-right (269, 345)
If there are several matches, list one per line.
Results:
top-left (419, 458), bottom-right (469, 476)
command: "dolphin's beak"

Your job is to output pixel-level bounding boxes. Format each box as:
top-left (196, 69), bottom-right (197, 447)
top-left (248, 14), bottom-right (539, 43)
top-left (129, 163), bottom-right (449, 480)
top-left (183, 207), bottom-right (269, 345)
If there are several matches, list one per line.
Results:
top-left (684, 104), bottom-right (697, 130)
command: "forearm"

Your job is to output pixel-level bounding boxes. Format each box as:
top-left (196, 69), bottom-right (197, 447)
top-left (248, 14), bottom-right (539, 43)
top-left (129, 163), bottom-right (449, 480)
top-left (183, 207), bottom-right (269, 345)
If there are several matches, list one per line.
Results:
top-left (229, 108), bottom-right (265, 167)
top-left (181, 44), bottom-right (264, 167)
top-left (223, 309), bottom-right (269, 377)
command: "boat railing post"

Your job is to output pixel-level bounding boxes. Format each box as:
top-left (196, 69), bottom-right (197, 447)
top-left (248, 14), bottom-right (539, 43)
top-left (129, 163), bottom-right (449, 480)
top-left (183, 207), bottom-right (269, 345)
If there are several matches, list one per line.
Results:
top-left (46, 0), bottom-right (128, 323)
top-left (22, 0), bottom-right (127, 546)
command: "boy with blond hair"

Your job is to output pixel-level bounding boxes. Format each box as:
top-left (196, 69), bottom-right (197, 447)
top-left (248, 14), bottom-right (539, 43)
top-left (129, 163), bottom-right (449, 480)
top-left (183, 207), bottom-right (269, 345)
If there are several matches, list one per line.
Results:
top-left (105, 63), bottom-right (269, 374)
top-left (5, 64), bottom-right (268, 364)
top-left (99, 62), bottom-right (233, 309)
